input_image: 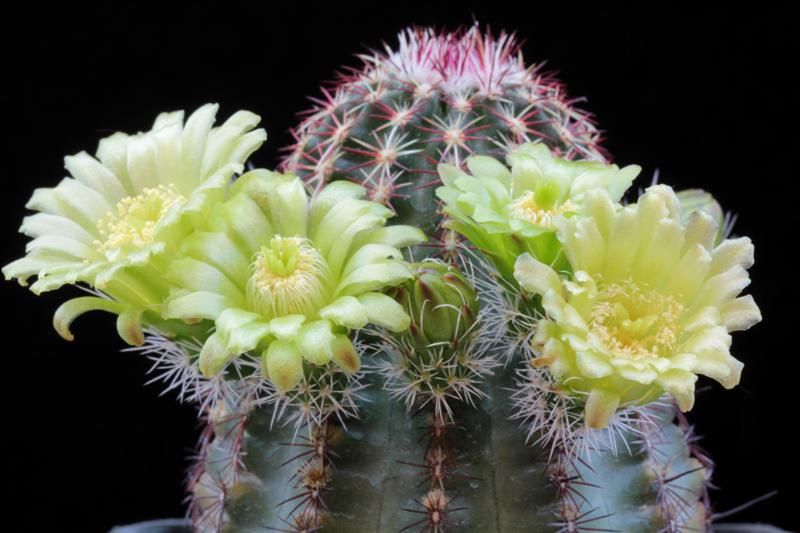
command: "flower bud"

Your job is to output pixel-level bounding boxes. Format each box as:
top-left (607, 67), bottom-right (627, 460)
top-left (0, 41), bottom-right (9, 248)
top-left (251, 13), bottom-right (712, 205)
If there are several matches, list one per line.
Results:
top-left (391, 261), bottom-right (479, 350)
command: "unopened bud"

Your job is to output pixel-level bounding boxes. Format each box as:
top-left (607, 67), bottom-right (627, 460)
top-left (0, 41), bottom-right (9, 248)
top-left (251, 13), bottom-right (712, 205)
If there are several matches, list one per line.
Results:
top-left (391, 261), bottom-right (479, 350)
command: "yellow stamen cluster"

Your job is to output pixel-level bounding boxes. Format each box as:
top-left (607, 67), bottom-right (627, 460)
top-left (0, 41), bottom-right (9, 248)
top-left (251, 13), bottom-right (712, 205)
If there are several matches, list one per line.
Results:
top-left (508, 191), bottom-right (576, 228)
top-left (95, 184), bottom-right (186, 253)
top-left (589, 278), bottom-right (684, 360)
top-left (248, 236), bottom-right (333, 320)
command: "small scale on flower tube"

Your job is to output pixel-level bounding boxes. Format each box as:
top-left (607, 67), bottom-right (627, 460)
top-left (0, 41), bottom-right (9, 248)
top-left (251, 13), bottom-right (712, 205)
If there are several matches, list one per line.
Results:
top-left (436, 143), bottom-right (639, 280)
top-left (3, 104), bottom-right (266, 344)
top-left (513, 185), bottom-right (761, 428)
top-left (164, 171), bottom-right (425, 390)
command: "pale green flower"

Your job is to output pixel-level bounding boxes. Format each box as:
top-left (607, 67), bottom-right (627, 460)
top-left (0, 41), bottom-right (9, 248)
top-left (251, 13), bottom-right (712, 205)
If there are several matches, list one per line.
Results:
top-left (163, 171), bottom-right (425, 390)
top-left (3, 104), bottom-right (266, 344)
top-left (436, 143), bottom-right (639, 279)
top-left (514, 185), bottom-right (761, 428)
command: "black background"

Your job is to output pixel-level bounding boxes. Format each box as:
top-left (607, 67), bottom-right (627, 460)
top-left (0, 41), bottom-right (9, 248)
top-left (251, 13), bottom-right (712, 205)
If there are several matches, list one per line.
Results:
top-left (2, 4), bottom-right (798, 531)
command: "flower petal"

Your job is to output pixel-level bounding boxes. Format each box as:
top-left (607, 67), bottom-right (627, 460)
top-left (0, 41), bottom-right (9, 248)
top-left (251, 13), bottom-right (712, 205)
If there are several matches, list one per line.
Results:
top-left (656, 369), bottom-right (698, 412)
top-left (168, 258), bottom-right (244, 304)
top-left (263, 339), bottom-right (304, 391)
top-left (296, 320), bottom-right (336, 365)
top-left (53, 296), bottom-right (123, 341)
top-left (514, 253), bottom-right (561, 296)
top-left (466, 155), bottom-right (511, 185)
top-left (355, 225), bottom-right (426, 249)
top-left (585, 388), bottom-right (621, 429)
top-left (199, 332), bottom-right (234, 376)
top-left (309, 180), bottom-right (366, 238)
top-left (64, 151), bottom-right (128, 204)
top-left (269, 315), bottom-right (306, 340)
top-left (331, 334), bottom-right (361, 373)
top-left (336, 261), bottom-right (412, 296)
top-left (358, 292), bottom-right (411, 332)
top-left (721, 295), bottom-right (762, 332)
top-left (710, 237), bottom-right (754, 276)
top-left (116, 307), bottom-right (145, 346)
top-left (320, 296), bottom-right (369, 329)
top-left (165, 291), bottom-right (235, 322)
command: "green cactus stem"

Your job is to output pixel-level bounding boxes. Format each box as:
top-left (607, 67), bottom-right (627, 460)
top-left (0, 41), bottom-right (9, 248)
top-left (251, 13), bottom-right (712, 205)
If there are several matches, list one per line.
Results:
top-left (281, 24), bottom-right (606, 258)
top-left (188, 259), bottom-right (711, 532)
top-left (193, 366), bottom-right (710, 532)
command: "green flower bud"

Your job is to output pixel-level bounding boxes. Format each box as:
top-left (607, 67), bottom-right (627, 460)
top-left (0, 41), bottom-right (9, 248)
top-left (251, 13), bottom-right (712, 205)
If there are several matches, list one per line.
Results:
top-left (391, 261), bottom-right (479, 350)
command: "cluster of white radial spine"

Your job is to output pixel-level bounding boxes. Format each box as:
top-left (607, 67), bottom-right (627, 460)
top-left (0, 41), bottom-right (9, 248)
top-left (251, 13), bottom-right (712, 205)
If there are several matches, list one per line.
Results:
top-left (188, 402), bottom-right (249, 533)
top-left (364, 257), bottom-right (497, 531)
top-left (256, 342), bottom-right (368, 531)
top-left (126, 329), bottom-right (258, 414)
top-left (130, 329), bottom-right (367, 433)
top-left (126, 329), bottom-right (368, 532)
top-left (370, 260), bottom-right (500, 424)
top-left (400, 429), bottom-right (459, 532)
top-left (254, 365), bottom-right (368, 437)
top-left (273, 423), bottom-right (335, 531)
top-left (509, 364), bottom-right (669, 461)
top-left (372, 322), bottom-right (498, 425)
top-left (125, 332), bottom-right (252, 532)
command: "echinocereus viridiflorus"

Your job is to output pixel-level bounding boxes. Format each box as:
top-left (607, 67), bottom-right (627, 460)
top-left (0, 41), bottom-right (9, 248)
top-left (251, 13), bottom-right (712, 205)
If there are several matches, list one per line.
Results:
top-left (436, 142), bottom-right (639, 279)
top-left (513, 184), bottom-right (761, 427)
top-left (3, 104), bottom-right (266, 344)
top-left (163, 170), bottom-right (425, 390)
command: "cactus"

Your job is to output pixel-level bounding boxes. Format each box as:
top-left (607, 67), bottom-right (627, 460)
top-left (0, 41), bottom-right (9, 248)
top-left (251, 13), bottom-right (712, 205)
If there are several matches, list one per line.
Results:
top-left (281, 24), bottom-right (607, 259)
top-left (174, 25), bottom-right (756, 532)
top-left (2, 24), bottom-right (768, 533)
top-left (195, 372), bottom-right (711, 532)
top-left (185, 259), bottom-right (713, 532)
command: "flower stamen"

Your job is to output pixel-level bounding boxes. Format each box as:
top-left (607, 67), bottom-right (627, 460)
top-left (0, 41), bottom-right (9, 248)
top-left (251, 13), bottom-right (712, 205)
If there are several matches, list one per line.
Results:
top-left (589, 279), bottom-right (684, 360)
top-left (247, 236), bottom-right (333, 320)
top-left (508, 191), bottom-right (576, 228)
top-left (95, 184), bottom-right (186, 253)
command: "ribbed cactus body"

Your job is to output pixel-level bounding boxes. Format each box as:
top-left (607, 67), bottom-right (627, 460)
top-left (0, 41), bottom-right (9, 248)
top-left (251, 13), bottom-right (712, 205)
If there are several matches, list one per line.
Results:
top-left (190, 262), bottom-right (711, 533)
top-left (186, 26), bottom-right (714, 532)
top-left (282, 26), bottom-right (605, 254)
top-left (195, 367), bottom-right (709, 532)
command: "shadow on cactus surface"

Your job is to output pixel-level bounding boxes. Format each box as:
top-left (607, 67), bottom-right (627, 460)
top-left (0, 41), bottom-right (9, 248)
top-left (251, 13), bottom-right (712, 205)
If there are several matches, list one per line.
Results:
top-left (2, 21), bottom-right (792, 533)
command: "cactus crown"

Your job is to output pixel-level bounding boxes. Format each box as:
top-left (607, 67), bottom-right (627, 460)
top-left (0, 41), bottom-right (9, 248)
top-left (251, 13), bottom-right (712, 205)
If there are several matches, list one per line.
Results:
top-left (282, 23), bottom-right (607, 258)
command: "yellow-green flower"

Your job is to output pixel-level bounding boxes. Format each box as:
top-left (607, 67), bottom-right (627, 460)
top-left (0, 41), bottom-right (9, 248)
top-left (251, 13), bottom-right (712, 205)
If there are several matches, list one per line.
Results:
top-left (3, 104), bottom-right (266, 344)
top-left (514, 185), bottom-right (761, 428)
top-left (163, 171), bottom-right (425, 390)
top-left (436, 143), bottom-right (640, 279)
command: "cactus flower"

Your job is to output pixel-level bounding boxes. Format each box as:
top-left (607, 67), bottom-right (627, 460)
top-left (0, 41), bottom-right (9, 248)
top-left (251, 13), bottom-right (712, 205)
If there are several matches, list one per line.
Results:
top-left (164, 171), bottom-right (425, 390)
top-left (436, 143), bottom-right (640, 279)
top-left (513, 185), bottom-right (761, 428)
top-left (3, 104), bottom-right (266, 344)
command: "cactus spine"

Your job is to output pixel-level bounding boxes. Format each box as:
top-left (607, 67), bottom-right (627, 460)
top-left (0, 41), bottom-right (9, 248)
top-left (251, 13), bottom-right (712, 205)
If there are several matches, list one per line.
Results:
top-left (281, 24), bottom-right (606, 258)
top-left (169, 24), bottom-right (720, 532)
top-left (2, 22), bottom-right (762, 533)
